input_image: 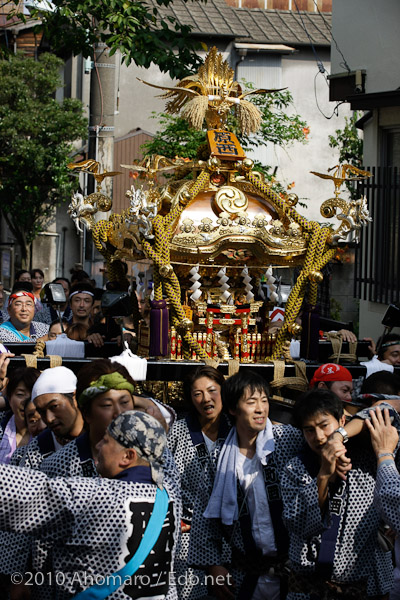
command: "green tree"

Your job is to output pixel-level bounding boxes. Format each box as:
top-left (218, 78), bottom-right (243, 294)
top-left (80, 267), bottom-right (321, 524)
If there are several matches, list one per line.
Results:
top-left (328, 111), bottom-right (363, 166)
top-left (10, 0), bottom-right (205, 78)
top-left (0, 52), bottom-right (87, 265)
top-left (328, 111), bottom-right (363, 198)
top-left (142, 88), bottom-right (309, 194)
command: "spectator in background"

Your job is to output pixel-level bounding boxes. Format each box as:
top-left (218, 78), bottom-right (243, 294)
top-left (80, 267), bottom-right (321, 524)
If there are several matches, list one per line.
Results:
top-left (67, 322), bottom-right (88, 341)
top-left (69, 283), bottom-right (95, 329)
top-left (47, 318), bottom-right (69, 340)
top-left (0, 287), bottom-right (49, 343)
top-left (30, 268), bottom-right (45, 314)
top-left (70, 268), bottom-right (92, 286)
top-left (91, 288), bottom-right (104, 319)
top-left (30, 269), bottom-right (44, 298)
top-left (14, 270), bottom-right (31, 283)
top-left (69, 282), bottom-right (107, 349)
top-left (2, 271), bottom-right (32, 315)
top-left (53, 277), bottom-right (71, 301)
top-left (362, 333), bottom-right (400, 377)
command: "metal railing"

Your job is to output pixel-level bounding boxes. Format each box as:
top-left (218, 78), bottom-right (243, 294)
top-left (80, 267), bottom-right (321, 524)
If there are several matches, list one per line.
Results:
top-left (355, 166), bottom-right (400, 304)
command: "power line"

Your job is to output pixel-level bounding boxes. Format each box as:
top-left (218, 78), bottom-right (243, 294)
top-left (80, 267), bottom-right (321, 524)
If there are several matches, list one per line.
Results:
top-left (314, 71), bottom-right (344, 119)
top-left (292, 0), bottom-right (346, 120)
top-left (292, 0), bottom-right (327, 75)
top-left (312, 0), bottom-right (351, 73)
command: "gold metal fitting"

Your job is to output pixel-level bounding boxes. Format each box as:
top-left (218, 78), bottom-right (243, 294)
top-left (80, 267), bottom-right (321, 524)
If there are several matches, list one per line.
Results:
top-left (85, 192), bottom-right (113, 212)
top-left (159, 264), bottom-right (174, 278)
top-left (286, 193), bottom-right (299, 207)
top-left (179, 188), bottom-right (193, 207)
top-left (208, 157), bottom-right (221, 171)
top-left (241, 158), bottom-right (254, 172)
top-left (288, 323), bottom-right (302, 336)
top-left (308, 270), bottom-right (324, 283)
top-left (177, 318), bottom-right (194, 335)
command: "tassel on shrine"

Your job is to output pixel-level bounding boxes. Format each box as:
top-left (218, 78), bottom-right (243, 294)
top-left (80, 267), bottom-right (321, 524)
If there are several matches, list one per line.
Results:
top-left (149, 299), bottom-right (169, 357)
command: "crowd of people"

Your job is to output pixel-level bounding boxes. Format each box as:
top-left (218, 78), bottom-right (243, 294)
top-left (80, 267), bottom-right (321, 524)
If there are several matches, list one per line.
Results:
top-left (0, 269), bottom-right (122, 350)
top-left (0, 340), bottom-right (398, 599)
top-left (0, 269), bottom-right (400, 598)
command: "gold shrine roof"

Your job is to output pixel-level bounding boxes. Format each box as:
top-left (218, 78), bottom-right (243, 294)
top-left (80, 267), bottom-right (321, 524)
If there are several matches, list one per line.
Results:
top-left (169, 181), bottom-right (308, 267)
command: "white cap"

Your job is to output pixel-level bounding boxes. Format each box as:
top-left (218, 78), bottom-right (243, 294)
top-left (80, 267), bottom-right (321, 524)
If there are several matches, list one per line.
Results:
top-left (31, 366), bottom-right (77, 401)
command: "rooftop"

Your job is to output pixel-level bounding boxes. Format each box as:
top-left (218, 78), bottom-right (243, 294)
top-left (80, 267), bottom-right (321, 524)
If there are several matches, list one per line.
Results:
top-left (154, 0), bottom-right (331, 46)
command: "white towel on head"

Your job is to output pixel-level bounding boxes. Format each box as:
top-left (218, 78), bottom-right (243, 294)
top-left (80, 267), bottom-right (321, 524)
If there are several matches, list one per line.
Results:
top-left (31, 365), bottom-right (77, 401)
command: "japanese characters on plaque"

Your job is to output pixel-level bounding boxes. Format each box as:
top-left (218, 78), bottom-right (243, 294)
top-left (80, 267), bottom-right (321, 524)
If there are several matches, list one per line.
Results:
top-left (207, 130), bottom-right (246, 161)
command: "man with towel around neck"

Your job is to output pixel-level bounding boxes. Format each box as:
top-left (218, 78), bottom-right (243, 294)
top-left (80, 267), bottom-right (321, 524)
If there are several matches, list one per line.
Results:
top-left (189, 370), bottom-right (305, 600)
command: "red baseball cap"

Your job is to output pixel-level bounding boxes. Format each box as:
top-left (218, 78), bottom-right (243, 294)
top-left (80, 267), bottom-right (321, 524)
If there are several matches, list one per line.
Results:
top-left (310, 363), bottom-right (352, 389)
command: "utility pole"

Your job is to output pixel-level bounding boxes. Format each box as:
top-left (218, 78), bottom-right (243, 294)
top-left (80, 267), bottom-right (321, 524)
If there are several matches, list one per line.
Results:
top-left (84, 40), bottom-right (116, 275)
top-left (88, 40), bottom-right (116, 200)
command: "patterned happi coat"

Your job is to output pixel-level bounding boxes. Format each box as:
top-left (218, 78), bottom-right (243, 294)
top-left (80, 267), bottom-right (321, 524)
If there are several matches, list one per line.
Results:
top-left (34, 431), bottom-right (180, 600)
top-left (188, 424), bottom-right (304, 598)
top-left (375, 462), bottom-right (400, 532)
top-left (0, 429), bottom-right (60, 580)
top-left (39, 431), bottom-right (97, 479)
top-left (0, 464), bottom-right (180, 600)
top-left (167, 413), bottom-right (231, 599)
top-left (0, 320), bottom-right (49, 342)
top-left (281, 437), bottom-right (394, 598)
top-left (17, 428), bottom-right (60, 469)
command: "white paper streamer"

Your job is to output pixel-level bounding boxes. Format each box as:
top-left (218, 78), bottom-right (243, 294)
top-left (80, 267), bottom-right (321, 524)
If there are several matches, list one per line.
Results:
top-left (218, 267), bottom-right (231, 303)
top-left (189, 264), bottom-right (202, 302)
top-left (241, 265), bottom-right (254, 302)
top-left (264, 265), bottom-right (278, 305)
top-left (191, 289), bottom-right (202, 301)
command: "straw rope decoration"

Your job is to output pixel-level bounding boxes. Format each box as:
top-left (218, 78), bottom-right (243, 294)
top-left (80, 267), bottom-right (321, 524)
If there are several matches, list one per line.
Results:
top-left (90, 171), bottom-right (210, 359)
top-left (92, 217), bottom-right (129, 286)
top-left (140, 170), bottom-right (210, 359)
top-left (246, 171), bottom-right (336, 359)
